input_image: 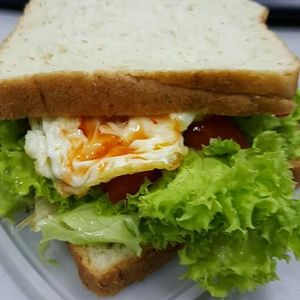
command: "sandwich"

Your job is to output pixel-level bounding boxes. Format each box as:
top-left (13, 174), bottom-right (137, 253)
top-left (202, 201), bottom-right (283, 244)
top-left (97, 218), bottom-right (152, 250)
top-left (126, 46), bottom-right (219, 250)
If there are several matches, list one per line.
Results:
top-left (0, 0), bottom-right (300, 298)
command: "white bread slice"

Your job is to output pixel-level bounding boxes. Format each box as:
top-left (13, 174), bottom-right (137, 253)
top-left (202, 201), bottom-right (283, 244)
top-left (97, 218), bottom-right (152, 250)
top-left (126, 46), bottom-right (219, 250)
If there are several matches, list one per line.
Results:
top-left (68, 243), bottom-right (178, 296)
top-left (0, 0), bottom-right (298, 119)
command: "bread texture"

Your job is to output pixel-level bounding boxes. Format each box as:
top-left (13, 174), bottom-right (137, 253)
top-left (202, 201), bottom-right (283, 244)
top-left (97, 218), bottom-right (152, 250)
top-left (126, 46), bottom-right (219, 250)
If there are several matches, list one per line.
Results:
top-left (68, 243), bottom-right (178, 296)
top-left (0, 0), bottom-right (299, 119)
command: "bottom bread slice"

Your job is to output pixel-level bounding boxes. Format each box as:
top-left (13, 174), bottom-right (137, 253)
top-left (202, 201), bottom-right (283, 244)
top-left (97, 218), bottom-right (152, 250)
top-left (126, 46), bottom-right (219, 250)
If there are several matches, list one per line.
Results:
top-left (68, 243), bottom-right (178, 296)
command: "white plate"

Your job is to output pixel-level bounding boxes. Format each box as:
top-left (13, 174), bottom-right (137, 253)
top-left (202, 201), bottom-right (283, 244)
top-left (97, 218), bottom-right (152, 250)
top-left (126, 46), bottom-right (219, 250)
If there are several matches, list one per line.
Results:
top-left (1, 7), bottom-right (300, 300)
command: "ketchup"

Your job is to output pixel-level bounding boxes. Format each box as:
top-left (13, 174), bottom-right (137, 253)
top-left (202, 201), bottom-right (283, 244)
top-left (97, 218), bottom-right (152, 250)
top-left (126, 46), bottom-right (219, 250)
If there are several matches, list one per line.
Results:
top-left (103, 170), bottom-right (161, 203)
top-left (183, 116), bottom-right (249, 150)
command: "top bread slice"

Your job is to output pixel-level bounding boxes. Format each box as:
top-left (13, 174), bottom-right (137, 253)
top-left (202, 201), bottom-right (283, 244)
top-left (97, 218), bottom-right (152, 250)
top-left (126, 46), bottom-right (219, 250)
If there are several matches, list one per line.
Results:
top-left (0, 0), bottom-right (299, 119)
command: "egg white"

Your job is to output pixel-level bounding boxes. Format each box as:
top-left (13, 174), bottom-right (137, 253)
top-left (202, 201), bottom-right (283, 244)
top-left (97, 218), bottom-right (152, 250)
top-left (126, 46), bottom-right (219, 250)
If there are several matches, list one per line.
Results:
top-left (25, 113), bottom-right (195, 196)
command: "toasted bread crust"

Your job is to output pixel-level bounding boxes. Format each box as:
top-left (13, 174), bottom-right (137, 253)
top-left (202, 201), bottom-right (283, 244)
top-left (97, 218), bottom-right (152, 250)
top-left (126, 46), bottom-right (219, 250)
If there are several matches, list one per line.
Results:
top-left (136, 68), bottom-right (299, 99)
top-left (68, 244), bottom-right (178, 296)
top-left (0, 72), bottom-right (295, 119)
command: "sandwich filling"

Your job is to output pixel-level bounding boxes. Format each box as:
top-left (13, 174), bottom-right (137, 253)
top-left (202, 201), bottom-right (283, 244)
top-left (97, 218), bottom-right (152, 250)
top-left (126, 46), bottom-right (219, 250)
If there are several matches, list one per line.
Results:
top-left (24, 113), bottom-right (195, 196)
top-left (0, 92), bottom-right (300, 297)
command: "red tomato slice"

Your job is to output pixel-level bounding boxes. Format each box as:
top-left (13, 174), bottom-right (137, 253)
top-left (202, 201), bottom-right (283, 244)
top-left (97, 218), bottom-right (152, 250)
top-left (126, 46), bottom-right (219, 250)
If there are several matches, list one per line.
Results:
top-left (183, 116), bottom-right (249, 149)
top-left (103, 170), bottom-right (161, 203)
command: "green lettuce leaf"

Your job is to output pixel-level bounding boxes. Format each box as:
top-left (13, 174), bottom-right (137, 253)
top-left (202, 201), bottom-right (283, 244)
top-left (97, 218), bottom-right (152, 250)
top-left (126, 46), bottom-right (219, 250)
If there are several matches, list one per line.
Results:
top-left (132, 132), bottom-right (300, 297)
top-left (234, 91), bottom-right (300, 159)
top-left (37, 201), bottom-right (142, 255)
top-left (0, 120), bottom-right (67, 218)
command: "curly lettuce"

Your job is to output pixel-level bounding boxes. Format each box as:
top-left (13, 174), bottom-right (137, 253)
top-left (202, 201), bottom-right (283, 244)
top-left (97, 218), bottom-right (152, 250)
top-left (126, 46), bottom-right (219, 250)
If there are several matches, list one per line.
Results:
top-left (0, 121), bottom-right (68, 218)
top-left (134, 132), bottom-right (300, 297)
top-left (234, 91), bottom-right (300, 159)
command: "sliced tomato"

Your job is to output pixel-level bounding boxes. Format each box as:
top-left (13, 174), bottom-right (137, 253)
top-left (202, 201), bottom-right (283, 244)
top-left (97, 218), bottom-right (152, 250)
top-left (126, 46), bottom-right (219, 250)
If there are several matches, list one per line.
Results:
top-left (183, 116), bottom-right (250, 149)
top-left (103, 170), bottom-right (161, 203)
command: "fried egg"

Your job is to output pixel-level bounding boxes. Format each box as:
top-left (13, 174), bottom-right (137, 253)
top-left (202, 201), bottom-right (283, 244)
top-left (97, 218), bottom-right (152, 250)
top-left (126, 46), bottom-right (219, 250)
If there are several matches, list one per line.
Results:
top-left (25, 113), bottom-right (195, 196)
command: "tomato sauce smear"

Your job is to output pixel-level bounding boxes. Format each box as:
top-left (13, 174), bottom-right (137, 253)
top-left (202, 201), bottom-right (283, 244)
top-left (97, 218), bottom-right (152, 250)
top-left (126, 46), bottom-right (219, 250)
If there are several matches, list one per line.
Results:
top-left (183, 115), bottom-right (249, 150)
